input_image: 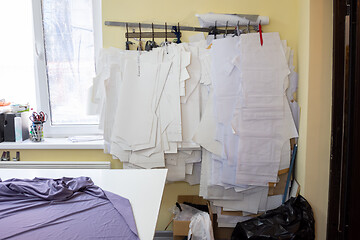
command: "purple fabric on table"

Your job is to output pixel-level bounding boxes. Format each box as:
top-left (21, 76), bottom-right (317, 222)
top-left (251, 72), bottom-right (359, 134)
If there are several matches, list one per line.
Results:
top-left (0, 177), bottom-right (139, 240)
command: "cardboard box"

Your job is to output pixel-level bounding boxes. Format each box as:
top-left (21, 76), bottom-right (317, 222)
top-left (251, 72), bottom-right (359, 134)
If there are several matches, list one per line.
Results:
top-left (173, 195), bottom-right (213, 237)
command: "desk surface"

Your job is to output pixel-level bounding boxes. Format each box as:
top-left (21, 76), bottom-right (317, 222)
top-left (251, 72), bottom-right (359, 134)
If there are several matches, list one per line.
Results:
top-left (0, 169), bottom-right (167, 240)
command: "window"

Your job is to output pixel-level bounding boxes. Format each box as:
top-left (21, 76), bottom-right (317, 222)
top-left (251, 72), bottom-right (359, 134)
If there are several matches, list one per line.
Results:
top-left (0, 1), bottom-right (36, 107)
top-left (33, 0), bottom-right (102, 137)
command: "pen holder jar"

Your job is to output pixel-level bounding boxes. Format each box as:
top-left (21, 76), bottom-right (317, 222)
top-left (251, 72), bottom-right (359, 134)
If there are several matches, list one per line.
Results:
top-left (30, 123), bottom-right (44, 142)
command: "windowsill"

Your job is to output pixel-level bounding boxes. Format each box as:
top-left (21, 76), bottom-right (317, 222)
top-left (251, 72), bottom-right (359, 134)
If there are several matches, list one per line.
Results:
top-left (0, 138), bottom-right (104, 150)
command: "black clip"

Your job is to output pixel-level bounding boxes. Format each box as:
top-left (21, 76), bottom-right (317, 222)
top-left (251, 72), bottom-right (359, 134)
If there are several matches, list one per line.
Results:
top-left (171, 22), bottom-right (182, 44)
top-left (209, 21), bottom-right (220, 39)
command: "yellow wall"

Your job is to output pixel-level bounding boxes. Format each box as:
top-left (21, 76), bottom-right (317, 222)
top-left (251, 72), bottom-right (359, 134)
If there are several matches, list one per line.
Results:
top-left (5, 149), bottom-right (122, 168)
top-left (296, 0), bottom-right (310, 191)
top-left (300, 0), bottom-right (332, 239)
top-left (296, 0), bottom-right (332, 239)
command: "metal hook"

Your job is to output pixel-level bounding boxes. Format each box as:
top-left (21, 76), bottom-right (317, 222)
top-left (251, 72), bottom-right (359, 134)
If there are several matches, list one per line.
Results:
top-left (247, 21), bottom-right (250, 33)
top-left (125, 23), bottom-right (134, 50)
top-left (126, 23), bottom-right (131, 50)
top-left (214, 21), bottom-right (217, 39)
top-left (139, 23), bottom-right (142, 42)
top-left (152, 23), bottom-right (155, 42)
top-left (224, 21), bottom-right (228, 37)
top-left (126, 23), bottom-right (129, 42)
top-left (165, 22), bottom-right (168, 42)
top-left (237, 21), bottom-right (240, 35)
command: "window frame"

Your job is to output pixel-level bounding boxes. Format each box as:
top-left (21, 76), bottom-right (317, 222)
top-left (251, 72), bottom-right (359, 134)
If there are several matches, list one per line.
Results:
top-left (32, 0), bottom-right (103, 138)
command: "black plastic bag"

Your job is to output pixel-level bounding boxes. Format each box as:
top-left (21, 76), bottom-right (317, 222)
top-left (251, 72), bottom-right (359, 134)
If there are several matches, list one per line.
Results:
top-left (231, 195), bottom-right (315, 240)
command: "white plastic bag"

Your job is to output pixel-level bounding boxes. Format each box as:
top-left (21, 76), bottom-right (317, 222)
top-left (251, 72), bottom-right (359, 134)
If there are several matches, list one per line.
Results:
top-left (172, 203), bottom-right (203, 221)
top-left (188, 212), bottom-right (214, 240)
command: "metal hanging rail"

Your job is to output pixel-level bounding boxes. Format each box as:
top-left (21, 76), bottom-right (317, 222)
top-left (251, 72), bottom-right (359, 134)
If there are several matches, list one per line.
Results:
top-left (104, 17), bottom-right (269, 39)
top-left (105, 21), bottom-right (214, 33)
top-left (104, 21), bottom-right (257, 35)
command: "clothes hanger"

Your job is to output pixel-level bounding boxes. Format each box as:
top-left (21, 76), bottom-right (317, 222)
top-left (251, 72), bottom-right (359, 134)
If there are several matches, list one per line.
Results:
top-left (224, 21), bottom-right (228, 38)
top-left (145, 23), bottom-right (159, 51)
top-left (160, 22), bottom-right (169, 54)
top-left (125, 23), bottom-right (134, 50)
top-left (165, 22), bottom-right (168, 43)
top-left (137, 23), bottom-right (143, 51)
top-left (232, 21), bottom-right (240, 37)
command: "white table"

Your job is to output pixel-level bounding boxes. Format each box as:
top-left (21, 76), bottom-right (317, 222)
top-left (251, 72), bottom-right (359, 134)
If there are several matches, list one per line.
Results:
top-left (0, 169), bottom-right (167, 240)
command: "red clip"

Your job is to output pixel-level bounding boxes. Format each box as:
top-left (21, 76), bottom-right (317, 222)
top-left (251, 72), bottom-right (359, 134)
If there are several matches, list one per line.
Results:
top-left (258, 23), bottom-right (263, 46)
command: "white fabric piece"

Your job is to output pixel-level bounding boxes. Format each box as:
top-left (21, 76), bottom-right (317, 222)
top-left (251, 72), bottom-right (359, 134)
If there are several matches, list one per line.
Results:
top-left (198, 45), bottom-right (212, 86)
top-left (199, 150), bottom-right (212, 198)
top-left (162, 45), bottom-right (190, 142)
top-left (109, 142), bottom-right (130, 163)
top-left (129, 152), bottom-right (165, 169)
top-left (180, 83), bottom-right (201, 148)
top-left (286, 49), bottom-right (298, 102)
top-left (290, 101), bottom-right (300, 131)
top-left (165, 142), bottom-right (178, 154)
top-left (184, 151), bottom-right (202, 164)
top-left (181, 44), bottom-right (201, 104)
top-left (179, 48), bottom-right (191, 97)
top-left (111, 58), bottom-right (158, 148)
top-left (186, 163), bottom-right (194, 175)
top-left (235, 33), bottom-right (289, 71)
top-left (185, 162), bottom-right (202, 185)
top-left (93, 48), bottom-right (126, 153)
top-left (109, 50), bottom-right (175, 168)
top-left (279, 140), bottom-right (291, 171)
top-left (178, 44), bottom-right (202, 149)
top-left (223, 33), bottom-right (298, 186)
top-left (188, 212), bottom-right (214, 240)
top-left (165, 152), bottom-right (180, 166)
top-left (211, 37), bottom-right (241, 126)
top-left (166, 157), bottom-right (186, 182)
top-left (130, 61), bottom-right (172, 153)
top-left (193, 89), bottom-right (223, 156)
top-left (258, 186), bottom-right (270, 212)
top-left (266, 194), bottom-right (283, 211)
top-left (165, 151), bottom-right (201, 165)
top-left (206, 185), bottom-right (245, 200)
top-left (212, 187), bottom-right (268, 214)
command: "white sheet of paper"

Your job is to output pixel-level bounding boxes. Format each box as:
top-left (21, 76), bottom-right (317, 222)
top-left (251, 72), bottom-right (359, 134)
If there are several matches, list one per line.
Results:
top-left (185, 162), bottom-right (201, 185)
top-left (266, 194), bottom-right (283, 211)
top-left (212, 187), bottom-right (268, 214)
